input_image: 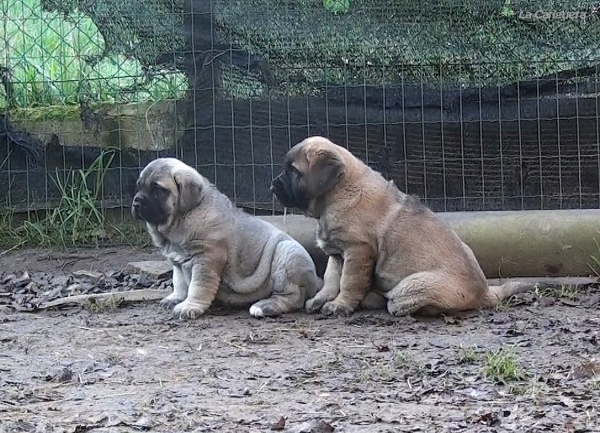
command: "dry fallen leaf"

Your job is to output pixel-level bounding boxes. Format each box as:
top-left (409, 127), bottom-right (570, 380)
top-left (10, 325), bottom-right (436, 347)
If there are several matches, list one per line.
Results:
top-left (272, 416), bottom-right (286, 431)
top-left (476, 412), bottom-right (500, 426)
top-left (572, 359), bottom-right (600, 379)
top-left (565, 419), bottom-right (575, 433)
top-left (372, 340), bottom-right (390, 352)
top-left (315, 420), bottom-right (335, 432)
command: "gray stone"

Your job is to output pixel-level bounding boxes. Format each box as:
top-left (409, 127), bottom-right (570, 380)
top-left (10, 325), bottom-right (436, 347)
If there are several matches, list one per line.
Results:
top-left (13, 272), bottom-right (31, 287)
top-left (52, 275), bottom-right (71, 287)
top-left (288, 420), bottom-right (335, 433)
top-left (72, 270), bottom-right (104, 283)
top-left (1, 274), bottom-right (16, 285)
top-left (125, 261), bottom-right (173, 279)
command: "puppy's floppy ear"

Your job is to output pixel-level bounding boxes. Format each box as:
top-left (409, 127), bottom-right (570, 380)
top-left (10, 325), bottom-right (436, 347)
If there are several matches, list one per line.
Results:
top-left (306, 149), bottom-right (345, 198)
top-left (173, 171), bottom-right (203, 214)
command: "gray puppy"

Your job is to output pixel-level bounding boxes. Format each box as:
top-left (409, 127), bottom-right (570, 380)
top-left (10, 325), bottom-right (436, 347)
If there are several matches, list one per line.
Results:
top-left (132, 157), bottom-right (321, 319)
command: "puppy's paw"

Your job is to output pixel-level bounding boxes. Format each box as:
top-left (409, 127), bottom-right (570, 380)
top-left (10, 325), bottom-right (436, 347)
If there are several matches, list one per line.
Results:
top-left (172, 300), bottom-right (209, 320)
top-left (360, 291), bottom-right (387, 310)
top-left (321, 300), bottom-right (355, 317)
top-left (249, 299), bottom-right (288, 318)
top-left (249, 304), bottom-right (265, 318)
top-left (386, 298), bottom-right (415, 317)
top-left (305, 296), bottom-right (327, 314)
top-left (160, 293), bottom-right (185, 310)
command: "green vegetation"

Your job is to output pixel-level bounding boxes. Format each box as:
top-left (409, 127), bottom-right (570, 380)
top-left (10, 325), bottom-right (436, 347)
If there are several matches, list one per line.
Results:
top-left (534, 282), bottom-right (581, 300)
top-left (484, 346), bottom-right (527, 383)
top-left (589, 236), bottom-right (600, 275)
top-left (0, 151), bottom-right (148, 249)
top-left (0, 0), bottom-right (187, 109)
top-left (4, 0), bottom-right (599, 103)
top-left (215, 0), bottom-right (600, 98)
top-left (8, 105), bottom-right (82, 121)
top-left (457, 345), bottom-right (479, 364)
top-left (84, 296), bottom-right (124, 313)
top-left (393, 350), bottom-right (408, 369)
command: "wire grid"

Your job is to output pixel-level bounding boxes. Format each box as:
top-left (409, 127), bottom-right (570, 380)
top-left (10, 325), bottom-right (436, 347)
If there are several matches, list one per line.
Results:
top-left (0, 0), bottom-right (186, 217)
top-left (1, 0), bottom-right (186, 107)
top-left (202, 0), bottom-right (600, 213)
top-left (1, 0), bottom-right (599, 227)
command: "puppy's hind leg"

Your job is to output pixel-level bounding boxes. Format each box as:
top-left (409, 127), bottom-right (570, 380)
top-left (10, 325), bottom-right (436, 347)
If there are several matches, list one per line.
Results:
top-left (385, 271), bottom-right (474, 317)
top-left (249, 241), bottom-right (318, 318)
top-left (160, 264), bottom-right (189, 309)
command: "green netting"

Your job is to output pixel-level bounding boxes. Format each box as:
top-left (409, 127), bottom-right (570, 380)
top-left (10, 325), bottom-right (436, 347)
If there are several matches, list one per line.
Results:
top-left (0, 0), bottom-right (187, 109)
top-left (41, 0), bottom-right (186, 66)
top-left (3, 0), bottom-right (600, 107)
top-left (215, 0), bottom-right (600, 97)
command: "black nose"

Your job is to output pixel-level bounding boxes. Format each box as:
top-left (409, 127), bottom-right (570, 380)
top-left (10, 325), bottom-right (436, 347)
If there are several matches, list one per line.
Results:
top-left (132, 193), bottom-right (143, 208)
top-left (270, 176), bottom-right (283, 194)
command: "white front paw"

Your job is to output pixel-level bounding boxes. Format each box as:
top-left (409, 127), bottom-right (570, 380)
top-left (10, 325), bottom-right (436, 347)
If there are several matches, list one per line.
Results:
top-left (173, 300), bottom-right (209, 320)
top-left (249, 305), bottom-right (264, 318)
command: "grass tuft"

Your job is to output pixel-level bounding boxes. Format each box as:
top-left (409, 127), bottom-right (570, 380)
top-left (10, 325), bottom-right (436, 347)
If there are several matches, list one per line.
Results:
top-left (588, 236), bottom-right (600, 276)
top-left (534, 283), bottom-right (581, 300)
top-left (0, 150), bottom-right (148, 249)
top-left (84, 296), bottom-right (124, 313)
top-left (393, 350), bottom-right (408, 369)
top-left (457, 345), bottom-right (479, 364)
top-left (484, 346), bottom-right (527, 384)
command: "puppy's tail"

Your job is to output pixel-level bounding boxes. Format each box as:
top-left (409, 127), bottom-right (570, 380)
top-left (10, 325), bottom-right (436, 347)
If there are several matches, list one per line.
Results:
top-left (484, 281), bottom-right (537, 307)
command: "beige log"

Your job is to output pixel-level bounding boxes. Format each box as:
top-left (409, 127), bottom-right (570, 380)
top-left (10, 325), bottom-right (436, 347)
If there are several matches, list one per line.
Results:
top-left (260, 209), bottom-right (600, 278)
top-left (38, 289), bottom-right (170, 310)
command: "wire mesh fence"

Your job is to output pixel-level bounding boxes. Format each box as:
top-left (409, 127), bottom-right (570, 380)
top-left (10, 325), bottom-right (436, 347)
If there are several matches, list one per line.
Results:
top-left (1, 0), bottom-right (600, 245)
top-left (1, 0), bottom-right (187, 107)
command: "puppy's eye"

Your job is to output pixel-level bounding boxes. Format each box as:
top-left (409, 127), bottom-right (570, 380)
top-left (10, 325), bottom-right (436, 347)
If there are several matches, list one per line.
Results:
top-left (289, 165), bottom-right (301, 176)
top-left (152, 182), bottom-right (167, 193)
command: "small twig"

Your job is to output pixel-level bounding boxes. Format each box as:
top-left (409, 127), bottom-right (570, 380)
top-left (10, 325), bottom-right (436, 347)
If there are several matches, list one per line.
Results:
top-left (256, 379), bottom-right (271, 394)
top-left (57, 261), bottom-right (72, 272)
top-left (94, 391), bottom-right (139, 400)
top-left (22, 391), bottom-right (139, 408)
top-left (0, 242), bottom-right (24, 257)
top-left (221, 338), bottom-right (258, 354)
top-left (75, 326), bottom-right (111, 332)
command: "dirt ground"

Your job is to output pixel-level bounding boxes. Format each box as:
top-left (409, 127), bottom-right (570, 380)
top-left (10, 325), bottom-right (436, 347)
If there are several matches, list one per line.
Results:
top-left (1, 246), bottom-right (599, 433)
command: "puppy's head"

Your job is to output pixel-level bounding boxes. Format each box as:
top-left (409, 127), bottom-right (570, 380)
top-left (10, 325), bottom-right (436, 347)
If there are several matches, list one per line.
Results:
top-left (132, 158), bottom-right (204, 225)
top-left (270, 136), bottom-right (346, 211)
